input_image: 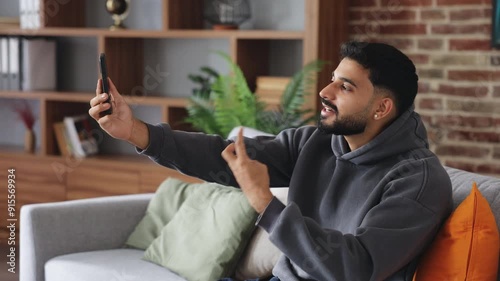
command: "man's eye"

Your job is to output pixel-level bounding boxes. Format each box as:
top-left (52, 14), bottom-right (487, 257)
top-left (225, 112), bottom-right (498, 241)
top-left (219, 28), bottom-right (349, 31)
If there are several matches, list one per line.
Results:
top-left (342, 84), bottom-right (350, 91)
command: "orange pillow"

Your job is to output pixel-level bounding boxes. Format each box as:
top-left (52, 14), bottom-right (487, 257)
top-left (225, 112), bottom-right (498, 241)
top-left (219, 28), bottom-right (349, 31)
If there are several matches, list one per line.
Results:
top-left (413, 182), bottom-right (500, 281)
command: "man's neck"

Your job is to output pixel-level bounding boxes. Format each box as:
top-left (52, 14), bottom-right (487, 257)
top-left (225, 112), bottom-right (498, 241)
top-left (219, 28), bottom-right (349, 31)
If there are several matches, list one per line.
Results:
top-left (344, 133), bottom-right (375, 151)
top-left (344, 118), bottom-right (395, 151)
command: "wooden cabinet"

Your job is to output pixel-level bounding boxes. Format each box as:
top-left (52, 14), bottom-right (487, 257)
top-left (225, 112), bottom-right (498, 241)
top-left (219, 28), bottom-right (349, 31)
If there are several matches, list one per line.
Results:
top-left (0, 151), bottom-right (202, 242)
top-left (0, 0), bottom-right (348, 242)
top-left (0, 154), bottom-right (67, 242)
top-left (66, 165), bottom-right (141, 200)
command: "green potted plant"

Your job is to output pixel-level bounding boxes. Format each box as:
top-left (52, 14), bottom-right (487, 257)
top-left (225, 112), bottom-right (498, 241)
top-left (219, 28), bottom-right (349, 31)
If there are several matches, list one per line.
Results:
top-left (185, 52), bottom-right (325, 138)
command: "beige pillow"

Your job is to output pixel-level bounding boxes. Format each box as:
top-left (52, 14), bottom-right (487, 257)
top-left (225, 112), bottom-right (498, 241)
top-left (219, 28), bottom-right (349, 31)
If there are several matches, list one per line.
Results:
top-left (235, 188), bottom-right (289, 280)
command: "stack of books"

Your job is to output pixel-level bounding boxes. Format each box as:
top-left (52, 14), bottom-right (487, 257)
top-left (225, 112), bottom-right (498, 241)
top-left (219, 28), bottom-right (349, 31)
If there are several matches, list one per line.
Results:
top-left (0, 17), bottom-right (20, 29)
top-left (255, 76), bottom-right (290, 108)
top-left (53, 114), bottom-right (99, 158)
top-left (0, 36), bottom-right (56, 91)
top-left (19, 0), bottom-right (42, 29)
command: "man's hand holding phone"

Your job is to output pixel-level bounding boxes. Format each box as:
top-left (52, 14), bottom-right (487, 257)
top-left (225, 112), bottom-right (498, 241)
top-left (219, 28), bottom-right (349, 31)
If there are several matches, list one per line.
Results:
top-left (89, 77), bottom-right (134, 141)
top-left (89, 54), bottom-right (150, 150)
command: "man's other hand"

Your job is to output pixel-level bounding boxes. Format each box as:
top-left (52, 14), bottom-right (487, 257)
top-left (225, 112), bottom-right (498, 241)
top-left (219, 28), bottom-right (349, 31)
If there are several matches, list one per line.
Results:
top-left (222, 128), bottom-right (274, 214)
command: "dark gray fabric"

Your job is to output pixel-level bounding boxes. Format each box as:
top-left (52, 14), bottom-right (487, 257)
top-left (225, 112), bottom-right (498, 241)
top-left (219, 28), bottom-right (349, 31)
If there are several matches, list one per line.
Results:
top-left (139, 108), bottom-right (454, 281)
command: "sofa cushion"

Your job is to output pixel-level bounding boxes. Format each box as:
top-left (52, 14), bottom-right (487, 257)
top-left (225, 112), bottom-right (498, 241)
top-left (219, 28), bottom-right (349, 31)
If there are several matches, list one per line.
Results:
top-left (45, 249), bottom-right (187, 281)
top-left (126, 178), bottom-right (198, 250)
top-left (445, 167), bottom-right (500, 232)
top-left (445, 167), bottom-right (500, 280)
top-left (143, 181), bottom-right (257, 281)
top-left (413, 182), bottom-right (499, 280)
top-left (235, 187), bottom-right (288, 280)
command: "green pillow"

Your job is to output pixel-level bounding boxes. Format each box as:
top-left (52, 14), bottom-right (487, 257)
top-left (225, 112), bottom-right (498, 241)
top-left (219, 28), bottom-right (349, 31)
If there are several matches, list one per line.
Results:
top-left (143, 182), bottom-right (258, 281)
top-left (125, 178), bottom-right (199, 250)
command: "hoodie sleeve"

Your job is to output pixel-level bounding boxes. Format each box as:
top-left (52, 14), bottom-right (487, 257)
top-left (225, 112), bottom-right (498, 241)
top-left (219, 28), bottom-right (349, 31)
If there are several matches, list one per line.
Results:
top-left (137, 123), bottom-right (315, 187)
top-left (258, 159), bottom-right (453, 281)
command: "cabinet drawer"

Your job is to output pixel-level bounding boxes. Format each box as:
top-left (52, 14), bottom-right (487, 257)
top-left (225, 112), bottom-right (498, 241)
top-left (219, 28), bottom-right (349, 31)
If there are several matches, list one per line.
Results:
top-left (0, 156), bottom-right (66, 244)
top-left (0, 157), bottom-right (66, 204)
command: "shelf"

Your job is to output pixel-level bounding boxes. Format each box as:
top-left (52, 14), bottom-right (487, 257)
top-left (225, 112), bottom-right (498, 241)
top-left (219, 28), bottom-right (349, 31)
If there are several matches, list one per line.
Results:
top-left (0, 91), bottom-right (188, 107)
top-left (0, 145), bottom-right (156, 169)
top-left (0, 27), bottom-right (305, 40)
top-left (0, 91), bottom-right (45, 100)
top-left (0, 145), bottom-right (43, 157)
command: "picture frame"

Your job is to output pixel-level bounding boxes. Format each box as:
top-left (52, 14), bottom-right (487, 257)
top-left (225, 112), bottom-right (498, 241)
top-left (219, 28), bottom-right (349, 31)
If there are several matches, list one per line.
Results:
top-left (493, 0), bottom-right (500, 47)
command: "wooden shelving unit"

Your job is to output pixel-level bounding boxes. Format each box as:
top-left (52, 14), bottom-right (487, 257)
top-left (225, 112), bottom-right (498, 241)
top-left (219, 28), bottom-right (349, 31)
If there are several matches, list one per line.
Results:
top-left (0, 0), bottom-right (348, 242)
top-left (0, 28), bottom-right (305, 39)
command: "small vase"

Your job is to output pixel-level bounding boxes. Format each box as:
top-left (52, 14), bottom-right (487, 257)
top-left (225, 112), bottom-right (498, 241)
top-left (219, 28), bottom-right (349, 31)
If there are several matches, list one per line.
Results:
top-left (24, 129), bottom-right (36, 153)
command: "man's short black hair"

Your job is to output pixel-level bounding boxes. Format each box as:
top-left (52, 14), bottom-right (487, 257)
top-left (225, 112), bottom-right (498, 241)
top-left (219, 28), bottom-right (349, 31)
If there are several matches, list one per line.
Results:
top-left (340, 41), bottom-right (418, 116)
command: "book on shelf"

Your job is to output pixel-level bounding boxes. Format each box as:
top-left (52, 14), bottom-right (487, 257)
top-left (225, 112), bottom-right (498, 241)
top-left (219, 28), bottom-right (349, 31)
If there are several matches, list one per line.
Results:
top-left (53, 121), bottom-right (73, 157)
top-left (255, 96), bottom-right (281, 110)
top-left (0, 17), bottom-right (20, 29)
top-left (0, 37), bottom-right (7, 90)
top-left (63, 115), bottom-right (99, 158)
top-left (255, 76), bottom-right (290, 108)
top-left (0, 36), bottom-right (22, 91)
top-left (256, 76), bottom-right (291, 91)
top-left (20, 0), bottom-right (41, 29)
top-left (19, 0), bottom-right (84, 29)
top-left (8, 37), bottom-right (21, 91)
top-left (22, 37), bottom-right (56, 90)
top-left (0, 36), bottom-right (56, 91)
top-left (255, 89), bottom-right (282, 104)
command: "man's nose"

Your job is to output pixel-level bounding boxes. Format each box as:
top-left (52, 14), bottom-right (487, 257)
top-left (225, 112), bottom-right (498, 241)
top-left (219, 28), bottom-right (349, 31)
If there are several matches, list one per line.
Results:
top-left (319, 83), bottom-right (336, 101)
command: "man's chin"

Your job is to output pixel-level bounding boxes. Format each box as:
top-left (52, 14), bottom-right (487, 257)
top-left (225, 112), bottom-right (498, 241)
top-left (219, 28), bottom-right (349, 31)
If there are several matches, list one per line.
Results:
top-left (318, 118), bottom-right (367, 136)
top-left (317, 119), bottom-right (338, 135)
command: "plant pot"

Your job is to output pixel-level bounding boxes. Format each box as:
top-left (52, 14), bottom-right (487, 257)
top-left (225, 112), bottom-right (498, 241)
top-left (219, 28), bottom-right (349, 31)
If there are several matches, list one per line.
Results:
top-left (25, 129), bottom-right (36, 153)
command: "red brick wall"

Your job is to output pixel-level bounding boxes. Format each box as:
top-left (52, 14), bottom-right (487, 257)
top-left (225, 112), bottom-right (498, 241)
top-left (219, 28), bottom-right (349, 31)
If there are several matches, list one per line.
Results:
top-left (349, 0), bottom-right (500, 177)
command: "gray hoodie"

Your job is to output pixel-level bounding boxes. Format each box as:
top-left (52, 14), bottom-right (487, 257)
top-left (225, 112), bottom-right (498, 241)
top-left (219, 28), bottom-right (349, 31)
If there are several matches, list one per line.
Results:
top-left (139, 108), bottom-right (453, 281)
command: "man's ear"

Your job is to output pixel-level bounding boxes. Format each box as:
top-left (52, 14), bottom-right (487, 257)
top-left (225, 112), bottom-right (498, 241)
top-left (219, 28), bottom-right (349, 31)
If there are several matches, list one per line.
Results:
top-left (373, 97), bottom-right (395, 120)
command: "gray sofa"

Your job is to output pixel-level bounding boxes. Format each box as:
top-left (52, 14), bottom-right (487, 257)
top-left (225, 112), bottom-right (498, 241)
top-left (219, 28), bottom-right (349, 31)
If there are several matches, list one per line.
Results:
top-left (20, 166), bottom-right (500, 281)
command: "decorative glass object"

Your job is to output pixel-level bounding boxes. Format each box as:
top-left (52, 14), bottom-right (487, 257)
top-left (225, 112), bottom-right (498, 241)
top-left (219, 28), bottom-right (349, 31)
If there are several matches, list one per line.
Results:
top-left (204, 0), bottom-right (251, 30)
top-left (106, 0), bottom-right (131, 30)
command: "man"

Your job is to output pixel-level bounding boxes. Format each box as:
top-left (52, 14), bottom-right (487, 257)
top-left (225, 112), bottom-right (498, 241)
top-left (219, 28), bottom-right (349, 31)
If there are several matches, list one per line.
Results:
top-left (89, 41), bottom-right (453, 281)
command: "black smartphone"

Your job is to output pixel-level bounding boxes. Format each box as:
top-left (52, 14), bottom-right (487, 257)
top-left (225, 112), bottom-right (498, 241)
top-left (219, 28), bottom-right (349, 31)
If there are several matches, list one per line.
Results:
top-left (99, 53), bottom-right (112, 116)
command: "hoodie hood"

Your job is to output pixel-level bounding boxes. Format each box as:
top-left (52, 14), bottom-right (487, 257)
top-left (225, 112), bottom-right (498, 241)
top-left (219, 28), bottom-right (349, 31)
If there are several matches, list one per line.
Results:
top-left (332, 107), bottom-right (429, 165)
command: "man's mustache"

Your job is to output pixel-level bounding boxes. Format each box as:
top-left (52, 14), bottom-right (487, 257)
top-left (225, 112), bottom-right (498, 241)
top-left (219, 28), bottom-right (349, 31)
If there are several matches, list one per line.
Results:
top-left (321, 98), bottom-right (338, 113)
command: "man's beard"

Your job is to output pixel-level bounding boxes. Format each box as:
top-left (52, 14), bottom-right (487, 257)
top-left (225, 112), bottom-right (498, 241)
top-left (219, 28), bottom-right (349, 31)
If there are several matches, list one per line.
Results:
top-left (318, 99), bottom-right (369, 136)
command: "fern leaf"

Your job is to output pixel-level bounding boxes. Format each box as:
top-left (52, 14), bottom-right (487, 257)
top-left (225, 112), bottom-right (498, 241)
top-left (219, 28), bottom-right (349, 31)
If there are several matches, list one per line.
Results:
top-left (212, 75), bottom-right (242, 137)
top-left (185, 96), bottom-right (221, 135)
top-left (217, 52), bottom-right (259, 129)
top-left (281, 60), bottom-right (326, 116)
top-left (200, 66), bottom-right (219, 78)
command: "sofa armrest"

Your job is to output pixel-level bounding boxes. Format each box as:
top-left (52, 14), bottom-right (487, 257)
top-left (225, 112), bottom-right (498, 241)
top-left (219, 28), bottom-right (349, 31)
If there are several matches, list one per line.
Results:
top-left (20, 193), bottom-right (153, 281)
